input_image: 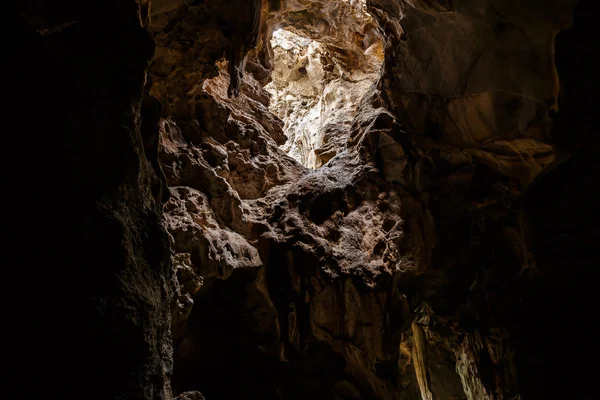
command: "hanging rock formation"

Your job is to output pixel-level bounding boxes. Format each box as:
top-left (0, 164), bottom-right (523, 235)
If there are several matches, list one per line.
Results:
top-left (10, 0), bottom-right (598, 399)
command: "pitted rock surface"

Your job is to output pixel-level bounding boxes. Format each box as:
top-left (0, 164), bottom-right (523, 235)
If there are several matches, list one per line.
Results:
top-left (13, 0), bottom-right (596, 399)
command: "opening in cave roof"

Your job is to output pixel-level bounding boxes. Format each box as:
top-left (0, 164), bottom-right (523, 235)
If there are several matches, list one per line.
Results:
top-left (264, 1), bottom-right (384, 169)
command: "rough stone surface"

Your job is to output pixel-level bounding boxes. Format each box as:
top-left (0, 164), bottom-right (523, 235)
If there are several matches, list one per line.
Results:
top-left (371, 0), bottom-right (574, 186)
top-left (10, 1), bottom-right (173, 399)
top-left (152, 0), bottom-right (597, 399)
top-left (11, 0), bottom-right (598, 399)
top-left (266, 28), bottom-right (383, 169)
top-left (175, 391), bottom-right (206, 400)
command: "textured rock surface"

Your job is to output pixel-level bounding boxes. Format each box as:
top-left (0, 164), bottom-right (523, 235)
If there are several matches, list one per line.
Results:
top-left (11, 0), bottom-right (598, 399)
top-left (152, 0), bottom-right (597, 399)
top-left (175, 391), bottom-right (206, 400)
top-left (266, 28), bottom-right (383, 168)
top-left (371, 0), bottom-right (573, 186)
top-left (10, 1), bottom-right (173, 399)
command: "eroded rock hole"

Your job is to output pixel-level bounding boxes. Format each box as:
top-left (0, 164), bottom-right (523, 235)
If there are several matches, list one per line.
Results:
top-left (265, 6), bottom-right (384, 169)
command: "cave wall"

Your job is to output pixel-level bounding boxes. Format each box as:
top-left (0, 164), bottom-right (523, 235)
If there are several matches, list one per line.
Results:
top-left (153, 0), bottom-right (598, 399)
top-left (510, 2), bottom-right (599, 398)
top-left (10, 1), bottom-right (172, 399)
top-left (10, 0), bottom-right (598, 399)
top-left (371, 0), bottom-right (574, 187)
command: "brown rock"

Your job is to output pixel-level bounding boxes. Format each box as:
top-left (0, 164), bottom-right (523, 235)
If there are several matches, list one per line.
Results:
top-left (13, 0), bottom-right (597, 399)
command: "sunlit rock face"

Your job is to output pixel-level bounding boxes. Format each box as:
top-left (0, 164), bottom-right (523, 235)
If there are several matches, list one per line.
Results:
top-left (265, 29), bottom-right (383, 168)
top-left (265, 30), bottom-right (326, 168)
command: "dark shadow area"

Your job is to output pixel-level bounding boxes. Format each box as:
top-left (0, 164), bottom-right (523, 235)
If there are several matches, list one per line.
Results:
top-left (513, 1), bottom-right (599, 398)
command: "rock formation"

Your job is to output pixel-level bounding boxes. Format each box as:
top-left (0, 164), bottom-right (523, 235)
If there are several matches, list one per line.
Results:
top-left (266, 27), bottom-right (383, 168)
top-left (9, 0), bottom-right (598, 399)
top-left (11, 1), bottom-right (172, 399)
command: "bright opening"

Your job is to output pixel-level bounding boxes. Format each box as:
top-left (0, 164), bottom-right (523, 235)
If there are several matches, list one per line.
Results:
top-left (264, 9), bottom-right (384, 169)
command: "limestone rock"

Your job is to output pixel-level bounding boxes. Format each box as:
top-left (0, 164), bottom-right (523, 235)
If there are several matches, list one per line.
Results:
top-left (148, 0), bottom-right (593, 398)
top-left (266, 28), bottom-right (383, 169)
top-left (369, 0), bottom-right (576, 186)
top-left (153, 0), bottom-right (596, 399)
top-left (11, 1), bottom-right (173, 399)
top-left (14, 0), bottom-right (596, 399)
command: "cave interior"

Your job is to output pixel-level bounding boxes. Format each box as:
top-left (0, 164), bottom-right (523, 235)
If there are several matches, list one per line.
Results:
top-left (8, 0), bottom-right (599, 399)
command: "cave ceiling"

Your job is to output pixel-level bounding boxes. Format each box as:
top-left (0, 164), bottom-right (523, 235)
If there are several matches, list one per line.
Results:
top-left (10, 0), bottom-right (597, 399)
